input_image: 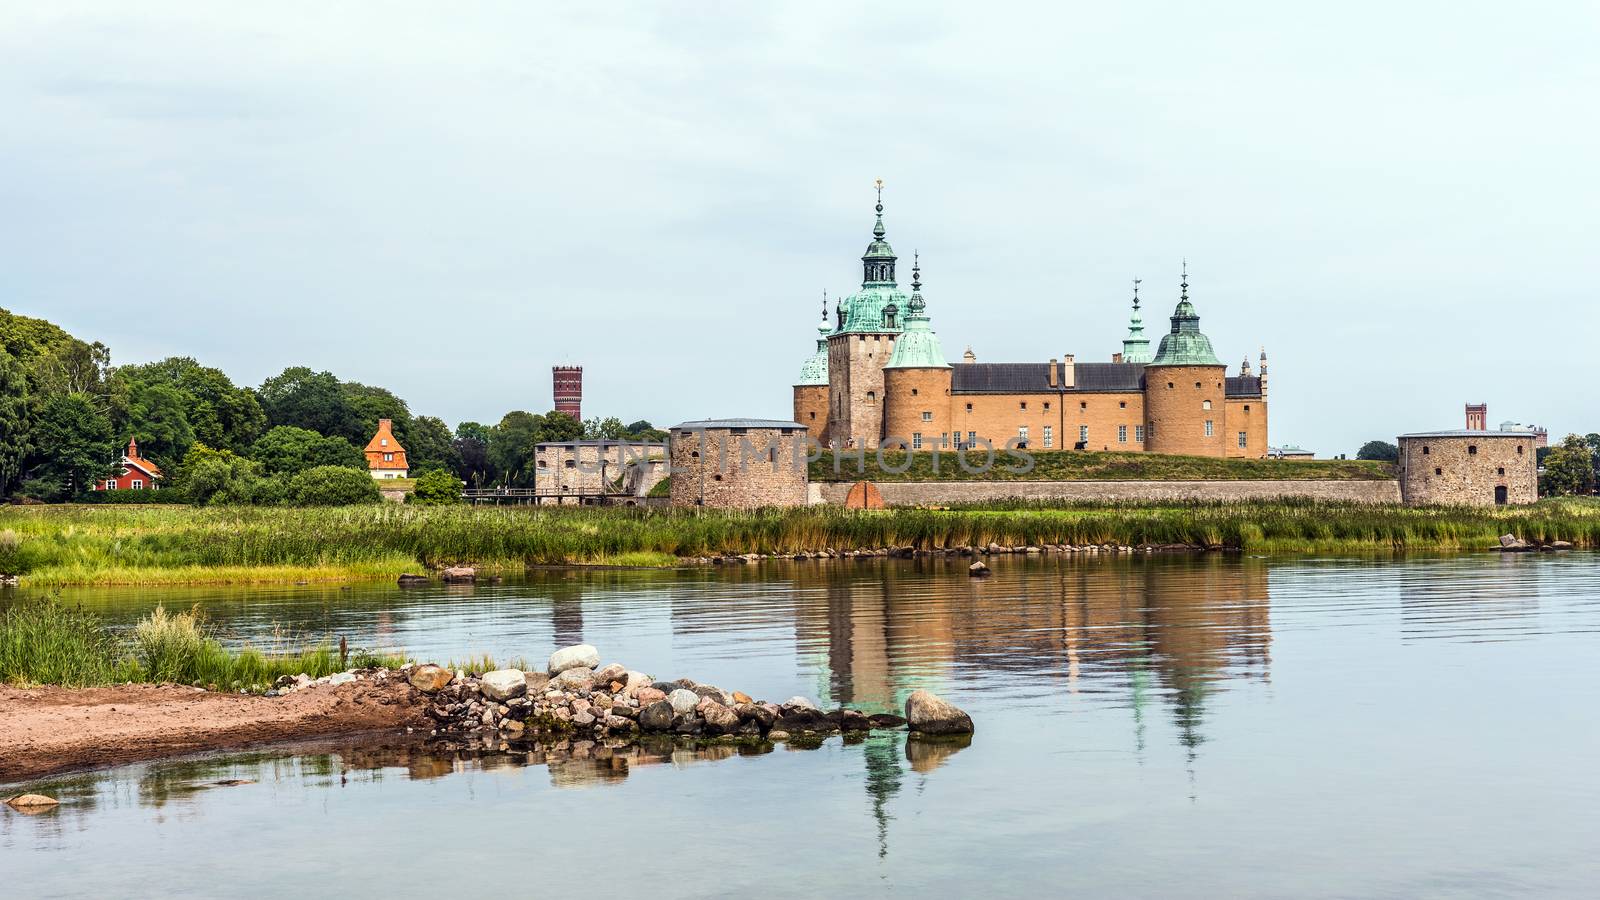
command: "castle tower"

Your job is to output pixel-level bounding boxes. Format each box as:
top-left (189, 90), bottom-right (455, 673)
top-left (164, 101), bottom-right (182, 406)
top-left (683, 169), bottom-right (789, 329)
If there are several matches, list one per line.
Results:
top-left (793, 292), bottom-right (833, 443)
top-left (1143, 263), bottom-right (1228, 457)
top-left (826, 180), bottom-right (910, 448)
top-left (882, 255), bottom-right (953, 450)
top-left (553, 366), bottom-right (583, 420)
top-left (1120, 278), bottom-right (1152, 364)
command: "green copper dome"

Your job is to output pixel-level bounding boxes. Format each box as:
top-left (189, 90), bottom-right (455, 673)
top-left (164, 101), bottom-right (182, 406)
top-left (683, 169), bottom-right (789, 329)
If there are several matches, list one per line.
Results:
top-left (837, 182), bottom-right (908, 334)
top-left (1149, 268), bottom-right (1222, 367)
top-left (884, 257), bottom-right (949, 369)
top-left (796, 318), bottom-right (831, 386)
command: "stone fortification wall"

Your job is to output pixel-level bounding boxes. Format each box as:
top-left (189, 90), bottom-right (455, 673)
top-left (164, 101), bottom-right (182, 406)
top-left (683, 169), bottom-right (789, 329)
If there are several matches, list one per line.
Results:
top-left (811, 479), bottom-right (1402, 506)
top-left (1398, 434), bottom-right (1536, 506)
top-left (670, 426), bottom-right (809, 509)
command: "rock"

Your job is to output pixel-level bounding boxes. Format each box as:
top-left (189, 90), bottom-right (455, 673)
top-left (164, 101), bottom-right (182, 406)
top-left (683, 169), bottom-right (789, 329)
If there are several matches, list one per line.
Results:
top-left (969, 561), bottom-right (990, 577)
top-left (574, 711), bottom-right (597, 726)
top-left (548, 644), bottom-right (601, 674)
top-left (639, 700), bottom-right (675, 731)
top-left (868, 713), bottom-right (907, 729)
top-left (784, 696), bottom-right (818, 710)
top-left (604, 714), bottom-right (638, 733)
top-left (441, 565), bottom-right (476, 583)
top-left (5, 794), bottom-right (59, 810)
top-left (735, 702), bottom-right (776, 730)
top-left (698, 698), bottom-right (741, 734)
top-left (594, 663), bottom-right (627, 686)
top-left (840, 708), bottom-right (871, 731)
top-left (634, 687), bottom-right (667, 707)
top-left (554, 667), bottom-right (595, 691)
top-left (691, 684), bottom-right (732, 705)
top-left (480, 669), bottom-right (528, 701)
top-left (621, 671), bottom-right (652, 696)
top-left (409, 664), bottom-right (454, 693)
top-left (327, 672), bottom-right (357, 686)
top-left (731, 690), bottom-right (753, 704)
top-left (1499, 533), bottom-right (1520, 548)
top-left (524, 671), bottom-right (551, 694)
top-left (500, 718), bottom-right (526, 739)
top-left (768, 730), bottom-right (790, 741)
top-left (667, 689), bottom-right (700, 715)
top-left (904, 689), bottom-right (974, 735)
top-left (1550, 540), bottom-right (1574, 550)
top-left (397, 574), bottom-right (430, 587)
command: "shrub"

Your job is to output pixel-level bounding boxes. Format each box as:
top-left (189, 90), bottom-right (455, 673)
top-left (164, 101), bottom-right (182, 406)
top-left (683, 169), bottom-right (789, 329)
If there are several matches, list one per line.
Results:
top-left (410, 469), bottom-right (464, 505)
top-left (176, 445), bottom-right (262, 506)
top-left (73, 489), bottom-right (172, 504)
top-left (0, 599), bottom-right (126, 686)
top-left (288, 465), bottom-right (381, 506)
top-left (0, 528), bottom-right (23, 575)
top-left (133, 604), bottom-right (211, 683)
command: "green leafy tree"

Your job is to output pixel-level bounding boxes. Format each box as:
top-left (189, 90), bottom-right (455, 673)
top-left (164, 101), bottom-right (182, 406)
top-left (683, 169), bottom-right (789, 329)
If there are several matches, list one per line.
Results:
top-left (410, 469), bottom-right (464, 505)
top-left (24, 393), bottom-right (115, 498)
top-left (342, 381), bottom-right (413, 446)
top-left (287, 465), bottom-right (381, 506)
top-left (249, 425), bottom-right (365, 476)
top-left (1540, 434), bottom-right (1597, 497)
top-left (1356, 440), bottom-right (1399, 462)
top-left (0, 348), bottom-right (29, 496)
top-left (582, 416), bottom-right (628, 440)
top-left (488, 411), bottom-right (541, 485)
top-left (452, 421), bottom-right (494, 487)
top-left (257, 367), bottom-right (352, 438)
top-left (110, 357), bottom-right (264, 453)
top-left (123, 382), bottom-right (196, 470)
top-left (535, 410), bottom-right (583, 443)
top-left (406, 415), bottom-right (458, 474)
top-left (175, 445), bottom-right (262, 506)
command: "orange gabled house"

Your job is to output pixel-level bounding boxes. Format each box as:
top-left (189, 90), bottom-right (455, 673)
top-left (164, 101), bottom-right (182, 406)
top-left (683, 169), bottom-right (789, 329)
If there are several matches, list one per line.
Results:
top-left (95, 437), bottom-right (163, 491)
top-left (364, 418), bottom-right (409, 479)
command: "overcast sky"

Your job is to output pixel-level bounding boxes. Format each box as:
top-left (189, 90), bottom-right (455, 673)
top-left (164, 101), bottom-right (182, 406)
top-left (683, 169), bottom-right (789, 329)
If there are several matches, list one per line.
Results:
top-left (3, 2), bottom-right (1597, 453)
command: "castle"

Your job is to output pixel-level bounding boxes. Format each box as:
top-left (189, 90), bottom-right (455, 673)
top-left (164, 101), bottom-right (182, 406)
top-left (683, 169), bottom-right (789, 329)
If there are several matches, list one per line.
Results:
top-left (794, 185), bottom-right (1269, 457)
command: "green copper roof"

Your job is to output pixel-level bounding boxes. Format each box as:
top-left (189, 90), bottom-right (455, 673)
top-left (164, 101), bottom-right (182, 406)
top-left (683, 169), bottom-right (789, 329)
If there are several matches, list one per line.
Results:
top-left (885, 257), bottom-right (950, 369)
top-left (837, 182), bottom-right (907, 334)
top-left (796, 317), bottom-right (831, 386)
top-left (1121, 278), bottom-right (1151, 364)
top-left (1149, 267), bottom-right (1222, 367)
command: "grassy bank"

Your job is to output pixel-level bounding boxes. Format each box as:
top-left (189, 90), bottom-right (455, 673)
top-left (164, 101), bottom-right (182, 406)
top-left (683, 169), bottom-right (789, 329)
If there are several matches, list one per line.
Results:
top-left (1, 500), bottom-right (1598, 585)
top-left (0, 600), bottom-right (402, 691)
top-left (810, 449), bottom-right (1392, 482)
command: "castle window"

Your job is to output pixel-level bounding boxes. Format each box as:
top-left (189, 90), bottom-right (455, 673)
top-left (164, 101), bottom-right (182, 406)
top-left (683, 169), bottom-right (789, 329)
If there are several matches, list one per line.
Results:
top-left (1135, 425), bottom-right (1145, 443)
top-left (911, 388), bottom-right (919, 396)
top-left (1017, 426), bottom-right (1028, 448)
top-left (1119, 401), bottom-right (1126, 409)
top-left (808, 411), bottom-right (815, 420)
top-left (1245, 405), bottom-right (1251, 413)
top-left (1468, 445), bottom-right (1478, 455)
top-left (714, 474), bottom-right (723, 481)
top-left (912, 432), bottom-right (923, 449)
top-left (1118, 425), bottom-right (1127, 443)
top-left (1517, 445), bottom-right (1525, 455)
top-left (564, 459), bottom-right (576, 468)
top-left (1423, 446), bottom-right (1430, 455)
top-left (1079, 425), bottom-right (1088, 443)
top-left (1497, 467), bottom-right (1506, 475)
top-left (1238, 432), bottom-right (1248, 448)
top-left (967, 431), bottom-right (976, 444)
top-left (867, 392), bottom-right (876, 403)
top-left (1043, 426), bottom-right (1053, 448)
top-left (691, 451), bottom-right (699, 458)
top-left (384, 452), bottom-right (394, 461)
top-left (965, 403), bottom-right (973, 412)
top-left (1043, 402), bottom-right (1051, 411)
top-left (1435, 467), bottom-right (1442, 476)
top-left (1019, 402), bottom-right (1027, 410)
top-left (1204, 420), bottom-right (1214, 437)
top-left (1167, 382), bottom-right (1174, 389)
top-left (1195, 381), bottom-right (1202, 389)
top-left (922, 411), bottom-right (933, 422)
top-left (859, 335), bottom-right (866, 341)
top-left (1202, 400), bottom-right (1212, 411)
top-left (1080, 401), bottom-right (1087, 411)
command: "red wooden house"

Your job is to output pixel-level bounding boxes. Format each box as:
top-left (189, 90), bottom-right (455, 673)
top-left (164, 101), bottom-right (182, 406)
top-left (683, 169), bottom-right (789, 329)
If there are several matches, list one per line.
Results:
top-left (96, 437), bottom-right (163, 491)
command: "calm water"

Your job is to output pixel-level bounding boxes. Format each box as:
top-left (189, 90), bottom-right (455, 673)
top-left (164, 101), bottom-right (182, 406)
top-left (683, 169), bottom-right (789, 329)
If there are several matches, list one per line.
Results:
top-left (5, 553), bottom-right (1600, 898)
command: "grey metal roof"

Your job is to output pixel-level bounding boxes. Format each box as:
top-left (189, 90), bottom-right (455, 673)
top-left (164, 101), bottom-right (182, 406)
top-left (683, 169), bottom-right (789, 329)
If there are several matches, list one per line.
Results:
top-left (951, 362), bottom-right (1146, 394)
top-left (1397, 429), bottom-right (1539, 439)
top-left (1225, 375), bottom-right (1263, 398)
top-left (672, 418), bottom-right (807, 431)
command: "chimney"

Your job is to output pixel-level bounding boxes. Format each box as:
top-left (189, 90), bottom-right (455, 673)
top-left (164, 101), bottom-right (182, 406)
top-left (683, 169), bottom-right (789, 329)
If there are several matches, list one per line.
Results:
top-left (1112, 352), bottom-right (1123, 364)
top-left (962, 346), bottom-right (976, 364)
top-left (1062, 354), bottom-right (1076, 389)
top-left (1047, 358), bottom-right (1058, 388)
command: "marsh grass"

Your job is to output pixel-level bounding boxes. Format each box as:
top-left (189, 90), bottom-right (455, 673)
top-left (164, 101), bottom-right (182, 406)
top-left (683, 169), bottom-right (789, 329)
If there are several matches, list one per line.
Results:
top-left (1, 499), bottom-right (1597, 586)
top-left (0, 599), bottom-right (404, 691)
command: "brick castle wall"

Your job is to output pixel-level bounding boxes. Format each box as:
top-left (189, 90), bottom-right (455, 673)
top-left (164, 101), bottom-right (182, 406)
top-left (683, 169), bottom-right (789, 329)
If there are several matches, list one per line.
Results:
top-left (882, 367), bottom-right (954, 450)
top-left (793, 385), bottom-right (829, 445)
top-left (1143, 364), bottom-right (1227, 456)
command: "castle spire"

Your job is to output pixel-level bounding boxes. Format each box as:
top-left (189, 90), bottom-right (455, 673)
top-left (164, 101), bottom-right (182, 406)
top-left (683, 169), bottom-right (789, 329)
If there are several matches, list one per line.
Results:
top-left (860, 178), bottom-right (897, 287)
top-left (908, 251), bottom-right (925, 314)
top-left (1149, 260), bottom-right (1221, 366)
top-left (1120, 277), bottom-right (1151, 364)
top-left (884, 251), bottom-right (947, 369)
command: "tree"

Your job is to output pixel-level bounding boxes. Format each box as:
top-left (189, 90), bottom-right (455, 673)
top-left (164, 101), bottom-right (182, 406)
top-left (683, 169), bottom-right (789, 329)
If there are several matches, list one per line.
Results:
top-left (624, 419), bottom-right (670, 442)
top-left (24, 393), bottom-right (115, 498)
top-left (0, 348), bottom-right (29, 497)
top-left (249, 425), bottom-right (365, 476)
top-left (175, 445), bottom-right (263, 506)
top-left (534, 410), bottom-right (583, 443)
top-left (410, 469), bottom-right (464, 505)
top-left (257, 367), bottom-right (352, 439)
top-left (489, 411), bottom-right (540, 485)
top-left (1356, 440), bottom-right (1399, 462)
top-left (582, 416), bottom-right (627, 440)
top-left (406, 415), bottom-right (458, 474)
top-left (287, 465), bottom-right (381, 506)
top-left (1540, 434), bottom-right (1596, 497)
top-left (341, 381), bottom-right (413, 446)
top-left (123, 382), bottom-right (196, 470)
top-left (110, 357), bottom-right (264, 453)
top-left (452, 421), bottom-right (494, 487)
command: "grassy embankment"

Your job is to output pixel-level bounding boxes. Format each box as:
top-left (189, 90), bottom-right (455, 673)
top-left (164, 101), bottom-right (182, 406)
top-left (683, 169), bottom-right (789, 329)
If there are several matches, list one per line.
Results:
top-left (0, 600), bottom-right (403, 691)
top-left (810, 449), bottom-right (1393, 481)
top-left (2, 500), bottom-right (1599, 587)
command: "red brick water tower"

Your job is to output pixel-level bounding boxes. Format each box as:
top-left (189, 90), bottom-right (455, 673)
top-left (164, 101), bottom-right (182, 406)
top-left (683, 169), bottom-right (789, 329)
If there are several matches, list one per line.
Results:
top-left (553, 366), bottom-right (583, 420)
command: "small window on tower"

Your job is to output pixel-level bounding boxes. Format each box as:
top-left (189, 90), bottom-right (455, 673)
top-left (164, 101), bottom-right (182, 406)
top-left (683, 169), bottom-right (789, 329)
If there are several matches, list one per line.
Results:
top-left (911, 388), bottom-right (919, 396)
top-left (1435, 467), bottom-right (1442, 476)
top-left (1468, 445), bottom-right (1478, 455)
top-left (1119, 401), bottom-right (1126, 409)
top-left (1043, 402), bottom-right (1051, 411)
top-left (1202, 400), bottom-right (1212, 410)
top-left (922, 411), bottom-right (932, 422)
top-left (1497, 467), bottom-right (1505, 475)
top-left (965, 403), bottom-right (973, 412)
top-left (1019, 402), bottom-right (1027, 410)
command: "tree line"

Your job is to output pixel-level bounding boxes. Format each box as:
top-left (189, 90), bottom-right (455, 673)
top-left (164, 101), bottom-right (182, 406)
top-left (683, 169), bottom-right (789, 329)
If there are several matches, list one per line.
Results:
top-left (0, 308), bottom-right (666, 504)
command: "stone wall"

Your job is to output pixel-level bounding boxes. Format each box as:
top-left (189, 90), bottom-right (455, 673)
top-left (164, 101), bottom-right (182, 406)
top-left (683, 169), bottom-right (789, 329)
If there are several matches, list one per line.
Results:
top-left (811, 478), bottom-right (1402, 506)
top-left (1398, 434), bottom-right (1537, 506)
top-left (828, 332), bottom-right (895, 448)
top-left (533, 442), bottom-right (668, 498)
top-left (670, 427), bottom-right (810, 508)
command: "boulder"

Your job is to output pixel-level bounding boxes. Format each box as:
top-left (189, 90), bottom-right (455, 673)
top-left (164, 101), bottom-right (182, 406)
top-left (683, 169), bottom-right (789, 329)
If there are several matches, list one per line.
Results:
top-left (604, 714), bottom-right (638, 733)
top-left (524, 671), bottom-right (551, 694)
top-left (634, 687), bottom-right (667, 707)
top-left (969, 561), bottom-right (991, 577)
top-left (548, 644), bottom-right (601, 674)
top-left (697, 698), bottom-right (741, 735)
top-left (840, 708), bottom-right (871, 731)
top-left (594, 663), bottom-right (628, 686)
top-left (442, 566), bottom-right (476, 583)
top-left (868, 712), bottom-right (907, 729)
top-left (731, 690), bottom-right (753, 704)
top-left (735, 702), bottom-right (776, 730)
top-left (397, 574), bottom-right (430, 587)
top-left (904, 689), bottom-right (974, 735)
top-left (691, 684), bottom-right (732, 705)
top-left (554, 667), bottom-right (596, 691)
top-left (5, 794), bottom-right (59, 810)
top-left (784, 696), bottom-right (818, 710)
top-left (500, 718), bottom-right (526, 739)
top-left (409, 664), bottom-right (454, 693)
top-left (327, 672), bottom-right (357, 686)
top-left (667, 688), bottom-right (700, 715)
top-left (480, 669), bottom-right (528, 701)
top-left (622, 671), bottom-right (653, 696)
top-left (1550, 540), bottom-right (1574, 551)
top-left (639, 700), bottom-right (674, 731)
top-left (1499, 533), bottom-right (1520, 548)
